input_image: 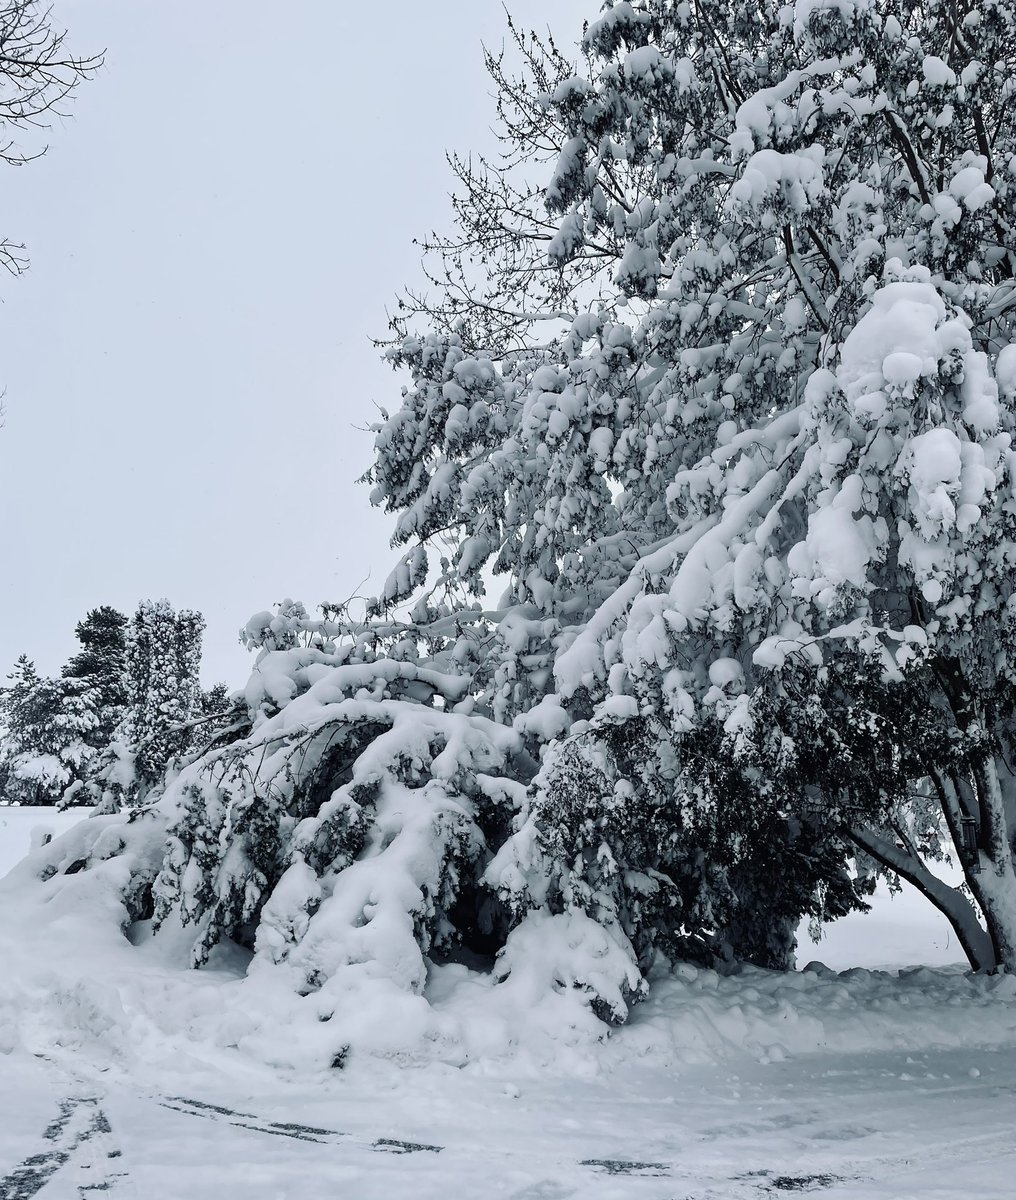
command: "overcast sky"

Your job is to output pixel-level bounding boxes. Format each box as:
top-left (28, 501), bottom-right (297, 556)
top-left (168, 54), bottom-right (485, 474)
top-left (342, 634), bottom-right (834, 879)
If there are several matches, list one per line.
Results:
top-left (0, 0), bottom-right (593, 687)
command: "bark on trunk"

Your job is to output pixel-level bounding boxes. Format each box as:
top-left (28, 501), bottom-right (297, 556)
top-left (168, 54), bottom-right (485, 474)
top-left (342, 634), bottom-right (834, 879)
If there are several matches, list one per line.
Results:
top-left (961, 755), bottom-right (1016, 972)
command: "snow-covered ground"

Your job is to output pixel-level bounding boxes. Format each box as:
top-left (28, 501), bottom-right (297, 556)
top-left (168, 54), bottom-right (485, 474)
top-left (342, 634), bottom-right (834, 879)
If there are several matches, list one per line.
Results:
top-left (0, 806), bottom-right (92, 876)
top-left (6, 1040), bottom-right (1016, 1199)
top-left (2, 806), bottom-right (1013, 1199)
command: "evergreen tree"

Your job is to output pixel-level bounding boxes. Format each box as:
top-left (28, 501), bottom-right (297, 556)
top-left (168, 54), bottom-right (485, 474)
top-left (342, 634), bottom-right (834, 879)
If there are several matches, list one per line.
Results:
top-left (62, 606), bottom-right (128, 748)
top-left (124, 599), bottom-right (206, 790)
top-left (0, 656), bottom-right (97, 805)
top-left (199, 682), bottom-right (230, 718)
top-left (1, 654), bottom-right (39, 719)
top-left (63, 600), bottom-right (212, 810)
top-left (0, 602), bottom-right (214, 812)
top-left (0, 655), bottom-right (41, 802)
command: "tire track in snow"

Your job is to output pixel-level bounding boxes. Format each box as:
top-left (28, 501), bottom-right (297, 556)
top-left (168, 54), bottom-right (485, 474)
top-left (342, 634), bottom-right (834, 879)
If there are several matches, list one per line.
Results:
top-left (159, 1096), bottom-right (344, 1145)
top-left (15, 1057), bottom-right (1010, 1200)
top-left (157, 1096), bottom-right (678, 1172)
top-left (0, 1095), bottom-right (127, 1200)
top-left (159, 1095), bottom-right (445, 1155)
top-left (150, 1093), bottom-right (855, 1191)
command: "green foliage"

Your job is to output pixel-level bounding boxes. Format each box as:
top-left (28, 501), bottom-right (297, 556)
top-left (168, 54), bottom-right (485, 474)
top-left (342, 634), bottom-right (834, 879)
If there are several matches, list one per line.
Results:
top-left (63, 606), bottom-right (128, 748)
top-left (125, 600), bottom-right (206, 788)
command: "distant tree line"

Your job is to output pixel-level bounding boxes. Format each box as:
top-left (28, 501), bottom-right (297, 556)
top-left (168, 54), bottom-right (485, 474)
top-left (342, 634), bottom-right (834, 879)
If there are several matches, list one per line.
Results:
top-left (0, 601), bottom-right (230, 807)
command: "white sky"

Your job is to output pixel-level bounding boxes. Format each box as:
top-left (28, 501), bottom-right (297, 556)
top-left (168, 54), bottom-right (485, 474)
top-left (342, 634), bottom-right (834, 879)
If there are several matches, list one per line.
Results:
top-left (0, 0), bottom-right (593, 687)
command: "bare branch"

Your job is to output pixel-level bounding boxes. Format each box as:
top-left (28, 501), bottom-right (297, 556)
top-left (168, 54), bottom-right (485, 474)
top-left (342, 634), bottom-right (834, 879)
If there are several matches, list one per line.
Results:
top-left (0, 1), bottom-right (103, 279)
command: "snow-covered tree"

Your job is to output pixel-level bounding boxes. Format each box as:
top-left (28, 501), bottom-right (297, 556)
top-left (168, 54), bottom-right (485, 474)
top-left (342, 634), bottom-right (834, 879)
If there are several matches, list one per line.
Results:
top-left (62, 605), bottom-right (128, 749)
top-left (124, 599), bottom-right (206, 788)
top-left (21, 0), bottom-right (1016, 1068)
top-left (532, 0), bottom-right (1016, 969)
top-left (0, 655), bottom-right (97, 805)
top-left (199, 681), bottom-right (231, 718)
top-left (373, 0), bottom-right (1016, 970)
top-left (62, 600), bottom-right (216, 811)
top-left (390, 15), bottom-right (635, 356)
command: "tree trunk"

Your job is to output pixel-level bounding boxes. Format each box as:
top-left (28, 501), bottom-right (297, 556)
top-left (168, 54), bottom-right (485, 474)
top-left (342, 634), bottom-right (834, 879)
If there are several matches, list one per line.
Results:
top-left (956, 754), bottom-right (1016, 972)
top-left (922, 664), bottom-right (1016, 970)
top-left (896, 751), bottom-right (1016, 974)
top-left (848, 823), bottom-right (995, 972)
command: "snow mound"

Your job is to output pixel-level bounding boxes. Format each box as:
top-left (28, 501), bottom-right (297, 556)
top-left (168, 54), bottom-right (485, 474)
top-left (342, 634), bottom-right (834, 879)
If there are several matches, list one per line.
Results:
top-left (613, 959), bottom-right (1016, 1067)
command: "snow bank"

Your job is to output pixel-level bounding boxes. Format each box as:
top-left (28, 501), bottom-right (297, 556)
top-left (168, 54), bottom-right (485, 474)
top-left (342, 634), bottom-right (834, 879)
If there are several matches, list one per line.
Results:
top-left (0, 805), bottom-right (90, 878)
top-left (615, 959), bottom-right (1016, 1067)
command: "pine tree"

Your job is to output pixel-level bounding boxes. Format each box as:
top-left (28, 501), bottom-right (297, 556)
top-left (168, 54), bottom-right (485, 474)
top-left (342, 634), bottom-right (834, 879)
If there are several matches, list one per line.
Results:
top-left (0, 656), bottom-right (98, 805)
top-left (0, 655), bottom-right (40, 801)
top-left (62, 606), bottom-right (128, 748)
top-left (199, 682), bottom-right (230, 718)
top-left (124, 600), bottom-right (206, 791)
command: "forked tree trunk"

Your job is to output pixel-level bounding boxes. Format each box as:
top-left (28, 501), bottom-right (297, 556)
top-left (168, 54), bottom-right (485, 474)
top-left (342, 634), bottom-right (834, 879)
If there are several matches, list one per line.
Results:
top-left (848, 823), bottom-right (995, 972)
top-left (851, 751), bottom-right (1016, 974)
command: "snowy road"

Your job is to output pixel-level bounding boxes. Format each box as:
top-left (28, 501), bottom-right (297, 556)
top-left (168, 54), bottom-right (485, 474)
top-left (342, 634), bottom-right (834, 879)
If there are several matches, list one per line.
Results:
top-left (4, 1045), bottom-right (1014, 1199)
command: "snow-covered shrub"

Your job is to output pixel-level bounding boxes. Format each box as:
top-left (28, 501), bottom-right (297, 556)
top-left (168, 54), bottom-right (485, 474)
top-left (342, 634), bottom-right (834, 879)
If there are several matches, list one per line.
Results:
top-left (488, 725), bottom-right (668, 1021)
top-left (488, 709), bottom-right (868, 1024)
top-left (145, 649), bottom-right (531, 997)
